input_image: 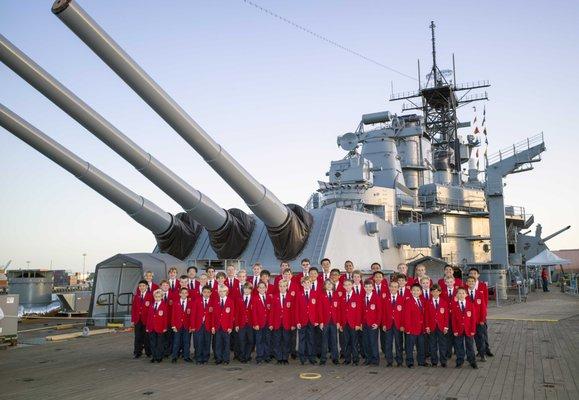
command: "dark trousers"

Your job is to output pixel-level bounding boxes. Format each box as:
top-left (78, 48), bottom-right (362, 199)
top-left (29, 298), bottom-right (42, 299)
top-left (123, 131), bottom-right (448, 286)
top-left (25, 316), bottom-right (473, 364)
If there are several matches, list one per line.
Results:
top-left (195, 325), bottom-right (211, 363)
top-left (343, 325), bottom-right (359, 363)
top-left (214, 329), bottom-right (231, 363)
top-left (428, 328), bottom-right (447, 365)
top-left (379, 327), bottom-right (387, 356)
top-left (272, 328), bottom-right (292, 361)
top-left (163, 329), bottom-right (173, 357)
top-left (314, 326), bottom-right (322, 358)
top-left (454, 334), bottom-right (476, 365)
top-left (357, 329), bottom-right (366, 358)
top-left (290, 329), bottom-right (298, 358)
top-left (405, 333), bottom-right (425, 366)
top-left (445, 320), bottom-right (457, 358)
top-left (384, 327), bottom-right (403, 365)
top-left (231, 328), bottom-right (239, 358)
top-left (320, 323), bottom-right (339, 362)
top-left (542, 277), bottom-right (549, 292)
top-left (298, 324), bottom-right (316, 362)
top-left (238, 325), bottom-right (254, 362)
top-left (474, 323), bottom-right (487, 356)
top-left (149, 332), bottom-right (164, 361)
top-left (339, 329), bottom-right (345, 357)
top-left (363, 325), bottom-right (379, 364)
top-left (483, 322), bottom-right (491, 353)
top-left (171, 328), bottom-right (191, 360)
top-left (133, 321), bottom-right (151, 356)
top-left (255, 328), bottom-right (271, 362)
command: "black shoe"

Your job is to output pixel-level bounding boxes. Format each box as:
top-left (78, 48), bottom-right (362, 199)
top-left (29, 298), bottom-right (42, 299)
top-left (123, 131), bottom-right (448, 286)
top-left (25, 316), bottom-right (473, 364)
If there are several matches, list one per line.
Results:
top-left (352, 361), bottom-right (359, 366)
top-left (156, 359), bottom-right (162, 363)
top-left (150, 359), bottom-right (155, 363)
top-left (300, 360), bottom-right (305, 365)
top-left (407, 365), bottom-right (414, 369)
top-left (364, 360), bottom-right (371, 366)
top-left (309, 360), bottom-right (316, 365)
top-left (171, 358), bottom-right (177, 363)
top-left (265, 358), bottom-right (271, 363)
top-left (319, 360), bottom-right (326, 366)
top-left (471, 363), bottom-right (478, 369)
top-left (224, 361), bottom-right (229, 365)
top-left (386, 362), bottom-right (393, 367)
top-left (332, 359), bottom-right (339, 365)
top-left (397, 362), bottom-right (403, 367)
top-left (215, 361), bottom-right (222, 365)
top-left (344, 361), bottom-right (351, 365)
top-left (486, 351), bottom-right (494, 357)
top-left (184, 358), bottom-right (193, 363)
top-left (291, 353), bottom-right (297, 360)
top-left (256, 360), bottom-right (263, 364)
top-left (455, 363), bottom-right (463, 368)
top-left (277, 361), bottom-right (283, 365)
top-left (134, 354), bottom-right (142, 359)
top-left (441, 363), bottom-right (447, 368)
top-left (431, 364), bottom-right (438, 367)
top-left (479, 356), bottom-right (486, 362)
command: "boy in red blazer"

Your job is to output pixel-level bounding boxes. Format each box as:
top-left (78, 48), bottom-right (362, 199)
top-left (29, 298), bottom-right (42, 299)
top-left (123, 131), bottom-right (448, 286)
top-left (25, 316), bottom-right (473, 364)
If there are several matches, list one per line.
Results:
top-left (270, 280), bottom-right (295, 364)
top-left (451, 287), bottom-right (478, 369)
top-left (167, 267), bottom-right (180, 295)
top-left (235, 282), bottom-right (254, 363)
top-left (171, 287), bottom-right (194, 363)
top-left (212, 285), bottom-right (235, 364)
top-left (186, 266), bottom-right (198, 294)
top-left (442, 275), bottom-right (459, 359)
top-left (373, 271), bottom-right (389, 358)
top-left (396, 274), bottom-right (412, 299)
top-left (468, 268), bottom-right (493, 357)
top-left (401, 284), bottom-right (426, 368)
top-left (132, 280), bottom-right (153, 358)
top-left (225, 265), bottom-right (239, 292)
top-left (339, 279), bottom-right (362, 365)
top-left (425, 284), bottom-right (449, 367)
top-left (340, 260), bottom-right (355, 283)
top-left (295, 276), bottom-right (318, 365)
top-left (192, 285), bottom-right (213, 364)
top-left (252, 281), bottom-right (272, 364)
top-left (159, 280), bottom-right (174, 358)
top-left (361, 279), bottom-right (381, 366)
top-left (382, 280), bottom-right (404, 367)
top-left (317, 279), bottom-right (340, 365)
top-left (438, 265), bottom-right (462, 288)
top-left (466, 276), bottom-right (488, 362)
top-left (135, 271), bottom-right (158, 295)
top-left (146, 289), bottom-right (168, 363)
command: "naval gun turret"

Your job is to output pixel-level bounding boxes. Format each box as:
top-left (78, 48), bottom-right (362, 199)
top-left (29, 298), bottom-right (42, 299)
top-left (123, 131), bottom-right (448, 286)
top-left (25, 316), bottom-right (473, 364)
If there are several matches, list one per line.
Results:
top-left (52, 0), bottom-right (313, 261)
top-left (0, 104), bottom-right (197, 259)
top-left (0, 34), bottom-right (253, 259)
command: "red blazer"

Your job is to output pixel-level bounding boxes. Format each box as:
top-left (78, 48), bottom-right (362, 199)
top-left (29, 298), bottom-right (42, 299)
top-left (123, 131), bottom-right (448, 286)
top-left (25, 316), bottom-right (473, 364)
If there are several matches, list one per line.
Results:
top-left (382, 293), bottom-right (404, 330)
top-left (475, 280), bottom-right (489, 304)
top-left (248, 275), bottom-right (262, 289)
top-left (397, 286), bottom-right (412, 300)
top-left (466, 288), bottom-right (487, 323)
top-left (295, 290), bottom-right (319, 326)
top-left (406, 277), bottom-right (416, 287)
top-left (332, 281), bottom-right (345, 298)
top-left (131, 291), bottom-right (153, 325)
top-left (251, 294), bottom-right (272, 328)
top-left (373, 280), bottom-right (390, 297)
top-left (401, 297), bottom-right (425, 335)
top-left (414, 277), bottom-right (433, 287)
top-left (440, 285), bottom-right (461, 303)
top-left (317, 291), bottom-right (340, 325)
top-left (292, 272), bottom-right (306, 287)
top-left (212, 297), bottom-right (235, 331)
top-left (235, 295), bottom-right (253, 328)
top-left (451, 299), bottom-right (477, 337)
top-left (167, 279), bottom-right (181, 296)
top-left (438, 277), bottom-right (463, 289)
top-left (162, 291), bottom-right (177, 328)
top-left (339, 292), bottom-right (362, 328)
top-left (225, 277), bottom-right (240, 290)
top-left (192, 297), bottom-right (213, 331)
top-left (425, 297), bottom-right (449, 332)
top-left (319, 271), bottom-right (332, 285)
top-left (361, 293), bottom-right (382, 327)
top-left (351, 283), bottom-right (364, 297)
top-left (420, 288), bottom-right (435, 303)
top-left (171, 298), bottom-right (194, 330)
top-left (146, 301), bottom-right (168, 333)
top-left (270, 293), bottom-right (295, 330)
top-left (339, 272), bottom-right (355, 283)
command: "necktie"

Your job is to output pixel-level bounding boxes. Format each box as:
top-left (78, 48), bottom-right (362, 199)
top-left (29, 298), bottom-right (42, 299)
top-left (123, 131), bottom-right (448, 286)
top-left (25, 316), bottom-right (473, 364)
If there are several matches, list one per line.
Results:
top-left (449, 289), bottom-right (452, 297)
top-left (417, 299), bottom-right (422, 310)
top-left (281, 294), bottom-right (285, 307)
top-left (221, 299), bottom-right (224, 309)
top-left (391, 296), bottom-right (396, 306)
top-left (425, 291), bottom-right (429, 300)
top-left (203, 299), bottom-right (207, 309)
top-left (346, 294), bottom-right (350, 303)
top-left (141, 294), bottom-right (144, 301)
top-left (154, 303), bottom-right (158, 311)
top-left (305, 291), bottom-right (309, 301)
top-left (461, 302), bottom-right (465, 312)
top-left (470, 291), bottom-right (475, 301)
top-left (328, 292), bottom-right (332, 301)
top-left (182, 300), bottom-right (186, 312)
top-left (356, 287), bottom-right (359, 295)
top-left (376, 286), bottom-right (380, 295)
top-left (261, 295), bottom-right (265, 305)
top-left (366, 297), bottom-right (369, 306)
top-left (399, 289), bottom-right (403, 296)
top-left (245, 296), bottom-right (249, 308)
top-left (435, 299), bottom-right (438, 309)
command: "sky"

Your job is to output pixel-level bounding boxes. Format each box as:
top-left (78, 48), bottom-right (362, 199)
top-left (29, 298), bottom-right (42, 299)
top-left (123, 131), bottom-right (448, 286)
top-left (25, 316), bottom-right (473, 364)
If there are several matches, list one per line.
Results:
top-left (0, 0), bottom-right (577, 272)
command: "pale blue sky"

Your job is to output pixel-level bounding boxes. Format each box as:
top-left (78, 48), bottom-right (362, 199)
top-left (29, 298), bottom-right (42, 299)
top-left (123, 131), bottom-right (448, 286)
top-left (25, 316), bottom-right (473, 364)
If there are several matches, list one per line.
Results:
top-left (0, 0), bottom-right (577, 272)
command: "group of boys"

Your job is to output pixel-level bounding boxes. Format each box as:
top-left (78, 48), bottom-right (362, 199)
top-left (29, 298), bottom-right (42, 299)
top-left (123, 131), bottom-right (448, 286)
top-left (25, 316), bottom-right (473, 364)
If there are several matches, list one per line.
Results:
top-left (131, 258), bottom-right (493, 369)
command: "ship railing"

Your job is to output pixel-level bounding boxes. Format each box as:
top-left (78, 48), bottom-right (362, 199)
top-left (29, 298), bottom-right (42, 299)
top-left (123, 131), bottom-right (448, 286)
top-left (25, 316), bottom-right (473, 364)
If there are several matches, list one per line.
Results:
top-left (486, 132), bottom-right (544, 165)
top-left (454, 80), bottom-right (490, 90)
top-left (416, 194), bottom-right (486, 213)
top-left (504, 205), bottom-right (526, 219)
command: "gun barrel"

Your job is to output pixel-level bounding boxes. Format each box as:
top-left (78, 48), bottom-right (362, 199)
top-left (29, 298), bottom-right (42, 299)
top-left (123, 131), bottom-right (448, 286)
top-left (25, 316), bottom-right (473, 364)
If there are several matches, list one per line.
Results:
top-left (53, 0), bottom-right (289, 229)
top-left (0, 33), bottom-right (227, 232)
top-left (0, 103), bottom-right (172, 235)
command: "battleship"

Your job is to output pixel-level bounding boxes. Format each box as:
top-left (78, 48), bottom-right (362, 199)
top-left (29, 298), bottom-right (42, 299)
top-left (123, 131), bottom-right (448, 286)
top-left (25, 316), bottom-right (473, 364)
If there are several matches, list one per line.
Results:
top-left (0, 1), bottom-right (577, 399)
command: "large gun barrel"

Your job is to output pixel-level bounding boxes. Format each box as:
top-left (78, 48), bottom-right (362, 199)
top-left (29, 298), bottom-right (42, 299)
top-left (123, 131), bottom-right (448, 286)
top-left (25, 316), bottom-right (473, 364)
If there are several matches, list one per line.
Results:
top-left (0, 34), bottom-right (253, 259)
top-left (0, 103), bottom-right (200, 259)
top-left (53, 0), bottom-right (313, 260)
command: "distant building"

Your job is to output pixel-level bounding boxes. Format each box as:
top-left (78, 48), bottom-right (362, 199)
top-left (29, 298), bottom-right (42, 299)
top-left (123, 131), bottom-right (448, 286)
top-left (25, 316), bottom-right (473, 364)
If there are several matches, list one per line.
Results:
top-left (553, 249), bottom-right (579, 272)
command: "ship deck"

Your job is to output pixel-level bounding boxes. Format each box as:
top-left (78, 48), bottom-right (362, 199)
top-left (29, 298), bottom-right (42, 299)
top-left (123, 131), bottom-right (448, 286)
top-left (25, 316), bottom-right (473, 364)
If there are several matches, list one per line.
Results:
top-left (1, 291), bottom-right (578, 400)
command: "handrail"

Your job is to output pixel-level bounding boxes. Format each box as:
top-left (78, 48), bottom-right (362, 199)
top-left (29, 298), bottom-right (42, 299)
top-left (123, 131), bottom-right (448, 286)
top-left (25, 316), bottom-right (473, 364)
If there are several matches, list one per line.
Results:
top-left (487, 133), bottom-right (544, 165)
